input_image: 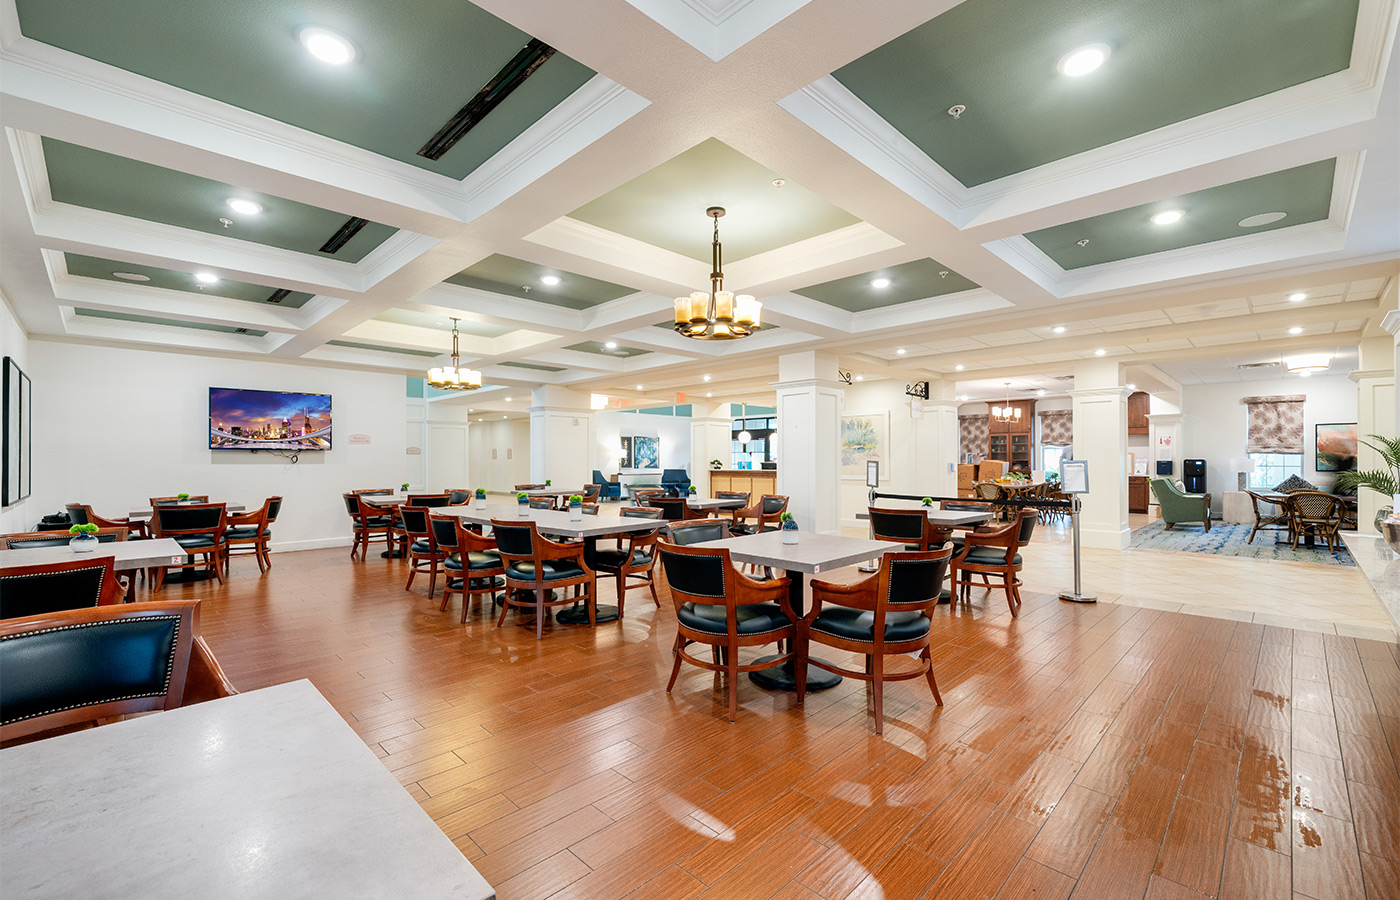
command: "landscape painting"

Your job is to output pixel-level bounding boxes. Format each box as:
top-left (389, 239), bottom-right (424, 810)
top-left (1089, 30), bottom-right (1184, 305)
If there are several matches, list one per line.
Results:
top-left (1315, 423), bottom-right (1357, 472)
top-left (841, 412), bottom-right (887, 480)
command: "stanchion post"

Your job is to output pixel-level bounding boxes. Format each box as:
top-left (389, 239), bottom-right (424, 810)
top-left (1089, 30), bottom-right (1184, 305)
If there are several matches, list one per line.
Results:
top-left (1058, 496), bottom-right (1097, 603)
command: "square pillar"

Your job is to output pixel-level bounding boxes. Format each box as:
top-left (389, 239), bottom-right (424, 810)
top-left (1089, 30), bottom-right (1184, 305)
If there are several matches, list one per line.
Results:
top-left (528, 386), bottom-right (594, 490)
top-left (1353, 335), bottom-right (1396, 528)
top-left (775, 351), bottom-right (843, 534)
top-left (689, 401), bottom-right (733, 497)
top-left (1069, 359), bottom-right (1130, 550)
top-left (913, 377), bottom-right (959, 499)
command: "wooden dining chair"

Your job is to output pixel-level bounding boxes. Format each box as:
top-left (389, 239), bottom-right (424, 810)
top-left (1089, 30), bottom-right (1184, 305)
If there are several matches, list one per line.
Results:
top-left (433, 515), bottom-right (505, 622)
top-left (800, 547), bottom-right (953, 733)
top-left (407, 494), bottom-right (452, 508)
top-left (654, 541), bottom-right (795, 723)
top-left (0, 527), bottom-right (128, 550)
top-left (149, 495), bottom-right (210, 506)
top-left (592, 524), bottom-right (661, 615)
top-left (225, 496), bottom-right (280, 574)
top-left (0, 556), bottom-right (124, 619)
top-left (948, 511), bottom-right (1034, 617)
top-left (868, 507), bottom-right (945, 552)
top-left (489, 519), bottom-right (597, 640)
top-left (150, 503), bottom-right (228, 590)
top-left (66, 503), bottom-right (147, 540)
top-left (343, 493), bottom-right (393, 560)
top-left (446, 489), bottom-right (473, 505)
top-left (665, 520), bottom-right (732, 546)
top-left (528, 497), bottom-right (555, 510)
top-left (0, 600), bottom-right (237, 744)
top-left (399, 506), bottom-right (442, 596)
top-left (731, 495), bottom-right (789, 535)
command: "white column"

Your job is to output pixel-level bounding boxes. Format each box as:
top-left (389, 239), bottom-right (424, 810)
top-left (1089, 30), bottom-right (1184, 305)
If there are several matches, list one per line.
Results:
top-left (1069, 359), bottom-right (1130, 550)
top-left (528, 386), bottom-right (594, 490)
top-left (1353, 336), bottom-right (1396, 528)
top-left (775, 351), bottom-right (843, 534)
top-left (913, 377), bottom-right (960, 499)
top-left (689, 401), bottom-right (733, 497)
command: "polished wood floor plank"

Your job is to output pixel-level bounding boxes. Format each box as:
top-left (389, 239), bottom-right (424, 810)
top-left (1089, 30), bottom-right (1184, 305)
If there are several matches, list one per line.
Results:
top-left (166, 547), bottom-right (1400, 900)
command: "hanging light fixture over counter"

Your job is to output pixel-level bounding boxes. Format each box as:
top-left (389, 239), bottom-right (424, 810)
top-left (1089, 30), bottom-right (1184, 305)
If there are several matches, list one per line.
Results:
top-left (427, 318), bottom-right (482, 390)
top-left (991, 382), bottom-right (1022, 424)
top-left (673, 207), bottom-right (761, 340)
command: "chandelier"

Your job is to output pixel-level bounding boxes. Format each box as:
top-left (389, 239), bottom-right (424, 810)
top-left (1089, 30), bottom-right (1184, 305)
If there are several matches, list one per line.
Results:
top-left (991, 382), bottom-right (1022, 424)
top-left (427, 318), bottom-right (482, 391)
top-left (673, 207), bottom-right (761, 340)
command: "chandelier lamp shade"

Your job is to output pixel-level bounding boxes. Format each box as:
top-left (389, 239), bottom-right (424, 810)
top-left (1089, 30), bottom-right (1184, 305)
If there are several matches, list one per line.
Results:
top-left (427, 318), bottom-right (482, 390)
top-left (991, 382), bottom-right (1022, 424)
top-left (673, 207), bottom-right (761, 340)
top-left (1285, 353), bottom-right (1330, 374)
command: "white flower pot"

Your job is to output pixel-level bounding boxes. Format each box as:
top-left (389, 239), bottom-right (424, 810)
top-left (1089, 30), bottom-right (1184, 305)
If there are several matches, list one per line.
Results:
top-left (569, 507), bottom-right (582, 521)
top-left (517, 504), bottom-right (530, 517)
top-left (474, 498), bottom-right (486, 510)
top-left (781, 529), bottom-right (799, 545)
top-left (70, 536), bottom-right (98, 552)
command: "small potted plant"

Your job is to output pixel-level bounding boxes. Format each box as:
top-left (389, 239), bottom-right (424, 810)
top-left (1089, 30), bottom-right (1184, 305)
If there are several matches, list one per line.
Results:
top-left (780, 511), bottom-right (799, 544)
top-left (687, 485), bottom-right (698, 504)
top-left (921, 497), bottom-right (933, 507)
top-left (567, 494), bottom-right (584, 521)
top-left (69, 522), bottom-right (100, 552)
top-left (177, 492), bottom-right (190, 503)
top-left (545, 479), bottom-right (552, 487)
top-left (474, 487), bottom-right (487, 510)
top-left (709, 459), bottom-right (723, 470)
top-left (516, 491), bottom-right (530, 516)
top-left (401, 482), bottom-right (410, 492)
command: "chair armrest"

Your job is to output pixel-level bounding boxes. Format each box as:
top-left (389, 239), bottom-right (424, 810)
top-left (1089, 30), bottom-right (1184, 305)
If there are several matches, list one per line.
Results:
top-left (963, 522), bottom-right (1016, 546)
top-left (735, 572), bottom-right (796, 621)
top-left (538, 535), bottom-right (594, 571)
top-left (810, 574), bottom-right (878, 614)
top-left (87, 512), bottom-right (130, 529)
top-left (227, 511), bottom-right (263, 528)
top-left (182, 637), bottom-right (238, 704)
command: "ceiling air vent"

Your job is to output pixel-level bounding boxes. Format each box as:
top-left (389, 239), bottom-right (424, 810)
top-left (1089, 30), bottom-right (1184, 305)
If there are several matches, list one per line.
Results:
top-left (319, 217), bottom-right (368, 254)
top-left (265, 289), bottom-right (292, 304)
top-left (1235, 361), bottom-right (1280, 371)
top-left (417, 39), bottom-right (556, 161)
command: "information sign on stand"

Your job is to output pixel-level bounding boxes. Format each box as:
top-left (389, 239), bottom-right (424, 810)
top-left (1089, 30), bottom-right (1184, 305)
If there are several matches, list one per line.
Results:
top-left (859, 461), bottom-right (880, 573)
top-left (1057, 460), bottom-right (1096, 603)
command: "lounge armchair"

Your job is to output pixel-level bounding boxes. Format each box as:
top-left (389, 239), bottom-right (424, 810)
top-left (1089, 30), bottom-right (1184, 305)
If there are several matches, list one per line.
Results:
top-left (591, 470), bottom-right (621, 501)
top-left (1149, 478), bottom-right (1211, 532)
top-left (660, 468), bottom-right (691, 495)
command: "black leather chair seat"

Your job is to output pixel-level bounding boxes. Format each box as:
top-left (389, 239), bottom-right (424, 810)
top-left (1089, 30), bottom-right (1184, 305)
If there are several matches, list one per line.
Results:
top-left (811, 607), bottom-right (930, 643)
top-left (962, 547), bottom-right (1022, 566)
top-left (592, 548), bottom-right (653, 568)
top-left (360, 516), bottom-right (393, 528)
top-left (172, 535), bottom-right (218, 550)
top-left (731, 523), bottom-right (779, 536)
top-left (678, 602), bottom-right (790, 635)
top-left (506, 561), bottom-right (585, 582)
top-left (410, 539), bottom-right (435, 554)
top-left (445, 550), bottom-right (501, 571)
top-left (226, 526), bottom-right (271, 539)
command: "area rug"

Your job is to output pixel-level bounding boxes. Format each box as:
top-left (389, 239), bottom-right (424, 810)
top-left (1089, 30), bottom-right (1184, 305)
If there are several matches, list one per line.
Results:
top-left (1129, 521), bottom-right (1356, 567)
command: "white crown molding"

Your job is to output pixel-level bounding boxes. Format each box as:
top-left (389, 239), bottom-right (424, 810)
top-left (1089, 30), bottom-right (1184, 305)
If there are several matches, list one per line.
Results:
top-left (725, 222), bottom-right (904, 289)
top-left (57, 304), bottom-right (289, 354)
top-left (525, 216), bottom-right (710, 288)
top-left (621, 0), bottom-right (812, 61)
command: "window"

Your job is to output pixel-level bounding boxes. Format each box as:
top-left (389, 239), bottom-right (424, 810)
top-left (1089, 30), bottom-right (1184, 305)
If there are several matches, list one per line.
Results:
top-left (1042, 445), bottom-right (1067, 475)
top-left (1248, 452), bottom-right (1302, 489)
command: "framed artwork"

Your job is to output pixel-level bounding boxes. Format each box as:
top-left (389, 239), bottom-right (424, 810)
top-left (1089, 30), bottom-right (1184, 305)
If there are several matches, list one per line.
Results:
top-left (1315, 423), bottom-right (1357, 472)
top-left (633, 436), bottom-right (660, 469)
top-left (2, 356), bottom-right (31, 507)
top-left (841, 412), bottom-right (887, 480)
top-left (619, 435), bottom-right (634, 469)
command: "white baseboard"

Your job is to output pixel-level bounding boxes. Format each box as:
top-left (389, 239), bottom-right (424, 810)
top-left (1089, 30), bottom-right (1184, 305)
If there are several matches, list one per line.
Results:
top-left (266, 537), bottom-right (355, 554)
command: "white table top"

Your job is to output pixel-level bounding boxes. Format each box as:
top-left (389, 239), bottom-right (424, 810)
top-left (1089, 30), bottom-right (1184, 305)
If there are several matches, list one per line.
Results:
top-left (856, 503), bottom-right (992, 526)
top-left (0, 680), bottom-right (495, 900)
top-left (693, 531), bottom-right (894, 574)
top-left (685, 497), bottom-right (746, 510)
top-left (1340, 533), bottom-right (1400, 636)
top-left (0, 537), bottom-right (188, 571)
top-left (524, 488), bottom-right (584, 498)
top-left (440, 503), bottom-right (665, 538)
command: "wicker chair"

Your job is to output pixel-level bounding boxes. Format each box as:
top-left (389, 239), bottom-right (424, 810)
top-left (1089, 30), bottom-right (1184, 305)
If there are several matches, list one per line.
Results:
top-left (1287, 490), bottom-right (1343, 552)
top-left (1244, 491), bottom-right (1290, 544)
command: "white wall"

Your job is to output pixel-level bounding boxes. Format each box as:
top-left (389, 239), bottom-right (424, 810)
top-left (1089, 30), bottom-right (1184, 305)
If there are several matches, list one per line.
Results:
top-left (839, 381), bottom-right (929, 528)
top-left (1181, 375), bottom-right (1358, 495)
top-left (0, 288), bottom-right (32, 534)
top-left (23, 341), bottom-right (406, 550)
top-left (467, 417), bottom-right (530, 493)
top-left (594, 410), bottom-right (692, 477)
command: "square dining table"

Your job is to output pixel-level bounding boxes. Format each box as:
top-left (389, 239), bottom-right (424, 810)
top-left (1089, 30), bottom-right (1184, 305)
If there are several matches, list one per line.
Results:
top-left (689, 530), bottom-right (897, 691)
top-left (0, 537), bottom-right (187, 572)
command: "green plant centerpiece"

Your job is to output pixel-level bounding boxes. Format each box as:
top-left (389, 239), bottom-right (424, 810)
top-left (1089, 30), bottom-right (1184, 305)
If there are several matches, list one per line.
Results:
top-left (568, 494), bottom-right (582, 506)
top-left (921, 497), bottom-right (933, 507)
top-left (177, 493), bottom-right (190, 500)
top-left (400, 482), bottom-right (409, 491)
top-left (567, 494), bottom-right (584, 519)
top-left (1333, 433), bottom-right (1400, 534)
top-left (69, 522), bottom-right (99, 552)
top-left (473, 487), bottom-right (487, 508)
top-left (779, 511), bottom-right (799, 544)
top-left (516, 491), bottom-right (530, 515)
top-left (545, 479), bottom-right (552, 486)
top-left (709, 459), bottom-right (723, 470)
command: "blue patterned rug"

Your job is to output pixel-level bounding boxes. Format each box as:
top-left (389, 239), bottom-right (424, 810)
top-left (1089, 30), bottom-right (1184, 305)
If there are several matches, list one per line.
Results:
top-left (1130, 521), bottom-right (1355, 567)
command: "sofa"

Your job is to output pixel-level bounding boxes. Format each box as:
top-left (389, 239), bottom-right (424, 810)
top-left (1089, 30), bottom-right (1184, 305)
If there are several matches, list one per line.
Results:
top-left (1150, 478), bottom-right (1211, 532)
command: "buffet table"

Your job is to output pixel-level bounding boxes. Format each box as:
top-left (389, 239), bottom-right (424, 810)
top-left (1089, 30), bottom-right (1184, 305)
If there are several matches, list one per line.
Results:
top-left (1340, 533), bottom-right (1400, 636)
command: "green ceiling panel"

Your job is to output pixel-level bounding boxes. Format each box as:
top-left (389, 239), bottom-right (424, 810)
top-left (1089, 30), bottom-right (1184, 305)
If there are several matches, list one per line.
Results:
top-left (500, 361), bottom-right (566, 372)
top-left (446, 255), bottom-right (636, 310)
top-left (793, 258), bottom-right (978, 311)
top-left (833, 0), bottom-right (1359, 186)
top-left (17, 0), bottom-right (594, 181)
top-left (44, 139), bottom-right (397, 262)
top-left (64, 253), bottom-right (314, 308)
top-left (564, 341), bottom-right (651, 357)
top-left (74, 308), bottom-right (267, 336)
top-left (571, 139), bottom-right (861, 262)
top-left (1024, 159), bottom-right (1336, 269)
top-left (326, 339), bottom-right (440, 357)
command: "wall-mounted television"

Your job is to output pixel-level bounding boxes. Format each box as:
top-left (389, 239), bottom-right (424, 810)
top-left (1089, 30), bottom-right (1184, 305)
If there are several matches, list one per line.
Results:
top-left (209, 387), bottom-right (332, 451)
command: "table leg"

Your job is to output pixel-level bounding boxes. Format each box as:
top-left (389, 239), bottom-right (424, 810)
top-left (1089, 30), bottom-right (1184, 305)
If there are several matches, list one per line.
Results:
top-left (557, 535), bottom-right (620, 624)
top-left (748, 571), bottom-right (841, 692)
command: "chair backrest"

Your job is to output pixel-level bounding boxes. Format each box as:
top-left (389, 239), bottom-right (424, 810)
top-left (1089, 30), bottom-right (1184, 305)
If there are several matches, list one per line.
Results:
top-left (152, 504), bottom-right (227, 537)
top-left (666, 520), bottom-right (730, 545)
top-left (868, 508), bottom-right (928, 545)
top-left (488, 520), bottom-right (539, 562)
top-left (447, 490), bottom-right (472, 505)
top-left (150, 496), bottom-right (209, 506)
top-left (266, 496), bottom-right (283, 523)
top-left (621, 506), bottom-right (665, 520)
top-left (0, 527), bottom-right (128, 550)
top-left (580, 505), bottom-right (600, 516)
top-left (645, 497), bottom-right (684, 520)
top-left (1290, 490), bottom-right (1339, 518)
top-left (353, 488), bottom-right (393, 495)
top-left (761, 495), bottom-right (789, 516)
top-left (64, 503), bottom-right (91, 525)
top-left (941, 500), bottom-right (991, 512)
top-left (1, 556), bottom-right (122, 619)
top-left (428, 515), bottom-right (460, 550)
top-left (656, 542), bottom-right (733, 608)
top-left (408, 494), bottom-right (451, 508)
top-left (514, 483), bottom-right (545, 490)
top-left (1245, 490), bottom-right (1282, 514)
top-left (398, 506), bottom-right (431, 538)
top-left (0, 600), bottom-right (203, 741)
top-left (975, 482), bottom-right (1001, 502)
top-left (342, 492), bottom-right (361, 516)
top-left (1016, 511), bottom-right (1037, 546)
top-left (528, 497), bottom-right (554, 509)
top-left (581, 484), bottom-right (600, 500)
top-left (882, 548), bottom-right (954, 612)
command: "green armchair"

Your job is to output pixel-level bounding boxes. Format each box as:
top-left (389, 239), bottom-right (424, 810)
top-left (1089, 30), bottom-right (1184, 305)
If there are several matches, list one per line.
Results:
top-left (1149, 478), bottom-right (1211, 532)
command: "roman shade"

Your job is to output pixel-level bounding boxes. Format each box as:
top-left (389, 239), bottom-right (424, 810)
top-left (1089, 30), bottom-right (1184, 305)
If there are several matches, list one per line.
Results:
top-left (1038, 410), bottom-right (1073, 445)
top-left (959, 415), bottom-right (989, 460)
top-left (1242, 395), bottom-right (1305, 454)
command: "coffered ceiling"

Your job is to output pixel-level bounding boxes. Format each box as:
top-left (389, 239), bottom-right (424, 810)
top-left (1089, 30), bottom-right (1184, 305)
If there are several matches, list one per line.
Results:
top-left (2, 0), bottom-right (1397, 410)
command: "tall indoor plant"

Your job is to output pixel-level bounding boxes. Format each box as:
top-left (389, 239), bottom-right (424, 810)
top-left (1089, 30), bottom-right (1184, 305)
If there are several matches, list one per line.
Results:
top-left (1332, 433), bottom-right (1400, 531)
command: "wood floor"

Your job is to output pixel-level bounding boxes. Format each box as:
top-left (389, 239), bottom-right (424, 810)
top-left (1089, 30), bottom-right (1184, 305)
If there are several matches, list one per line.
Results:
top-left (175, 547), bottom-right (1400, 900)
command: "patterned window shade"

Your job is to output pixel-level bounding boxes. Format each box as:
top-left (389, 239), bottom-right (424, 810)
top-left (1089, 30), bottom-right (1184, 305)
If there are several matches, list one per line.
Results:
top-left (959, 415), bottom-right (988, 459)
top-left (1242, 395), bottom-right (1305, 454)
top-left (1038, 410), bottom-right (1073, 445)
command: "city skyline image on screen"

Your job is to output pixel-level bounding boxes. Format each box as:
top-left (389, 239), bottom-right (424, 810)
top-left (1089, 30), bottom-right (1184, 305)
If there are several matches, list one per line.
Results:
top-left (209, 387), bottom-right (332, 450)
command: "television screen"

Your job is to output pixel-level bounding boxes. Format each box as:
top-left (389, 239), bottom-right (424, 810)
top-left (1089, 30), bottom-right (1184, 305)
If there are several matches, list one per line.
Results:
top-left (209, 387), bottom-right (332, 450)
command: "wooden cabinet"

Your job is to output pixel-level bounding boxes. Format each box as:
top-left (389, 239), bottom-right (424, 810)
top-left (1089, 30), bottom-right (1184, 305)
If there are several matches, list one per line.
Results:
top-left (709, 469), bottom-right (776, 498)
top-left (1127, 391), bottom-right (1150, 435)
top-left (1128, 475), bottom-right (1150, 514)
top-left (986, 400), bottom-right (1035, 472)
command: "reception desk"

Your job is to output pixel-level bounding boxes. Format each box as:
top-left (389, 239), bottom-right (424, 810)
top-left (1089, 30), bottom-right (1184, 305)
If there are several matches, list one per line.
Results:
top-left (710, 468), bottom-right (777, 497)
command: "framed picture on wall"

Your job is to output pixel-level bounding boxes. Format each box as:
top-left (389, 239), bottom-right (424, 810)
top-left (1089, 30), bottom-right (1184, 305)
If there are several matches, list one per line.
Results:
top-left (2, 356), bottom-right (31, 507)
top-left (1315, 423), bottom-right (1357, 472)
top-left (633, 436), bottom-right (659, 469)
top-left (619, 435), bottom-right (634, 469)
top-left (840, 412), bottom-right (887, 480)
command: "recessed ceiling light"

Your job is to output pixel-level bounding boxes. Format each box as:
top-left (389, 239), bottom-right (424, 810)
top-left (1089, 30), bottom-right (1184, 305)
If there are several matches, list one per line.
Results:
top-left (504, 397), bottom-right (511, 401)
top-left (1289, 326), bottom-right (1303, 335)
top-left (1037, 389), bottom-right (1047, 396)
top-left (1126, 383), bottom-right (1137, 390)
top-left (226, 198), bottom-right (262, 216)
top-left (955, 364), bottom-right (965, 371)
top-left (1057, 43), bottom-right (1111, 77)
top-left (1288, 292), bottom-right (1307, 302)
top-left (112, 272), bottom-right (150, 282)
top-left (706, 391), bottom-right (712, 397)
top-left (298, 27), bottom-right (356, 64)
top-left (896, 347), bottom-right (907, 355)
top-left (604, 341), bottom-right (618, 350)
top-left (1094, 348), bottom-right (1106, 356)
top-left (1239, 212), bottom-right (1287, 228)
top-left (1150, 210), bottom-right (1184, 226)
top-left (540, 275), bottom-right (561, 286)
top-left (503, 415), bottom-right (507, 419)
top-left (871, 278), bottom-right (891, 289)
top-left (1053, 325), bottom-right (1067, 334)
top-left (194, 272), bottom-right (219, 284)
top-left (855, 375), bottom-right (864, 381)
top-left (635, 384), bottom-right (644, 390)
top-left (772, 178), bottom-right (786, 188)
top-left (957, 395), bottom-right (969, 401)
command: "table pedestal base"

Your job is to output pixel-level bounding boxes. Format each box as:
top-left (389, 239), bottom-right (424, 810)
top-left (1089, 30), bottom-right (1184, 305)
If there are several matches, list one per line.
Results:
top-left (557, 604), bottom-right (620, 624)
top-left (159, 568), bottom-right (215, 584)
top-left (749, 656), bottom-right (842, 692)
